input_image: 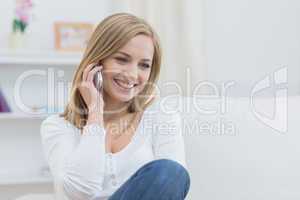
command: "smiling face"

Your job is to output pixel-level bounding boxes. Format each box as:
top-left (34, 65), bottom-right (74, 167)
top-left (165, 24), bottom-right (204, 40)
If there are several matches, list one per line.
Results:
top-left (101, 34), bottom-right (154, 105)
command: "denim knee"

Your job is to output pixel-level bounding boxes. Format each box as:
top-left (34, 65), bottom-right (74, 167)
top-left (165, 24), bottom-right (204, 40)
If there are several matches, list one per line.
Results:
top-left (149, 159), bottom-right (190, 198)
top-left (150, 159), bottom-right (188, 172)
top-left (161, 159), bottom-right (188, 175)
top-left (136, 159), bottom-right (190, 184)
top-left (148, 160), bottom-right (189, 186)
top-left (109, 159), bottom-right (190, 200)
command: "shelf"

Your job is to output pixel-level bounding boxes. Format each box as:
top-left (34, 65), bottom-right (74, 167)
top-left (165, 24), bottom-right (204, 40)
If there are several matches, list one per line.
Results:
top-left (0, 49), bottom-right (82, 66)
top-left (0, 175), bottom-right (52, 185)
top-left (0, 112), bottom-right (56, 120)
top-left (0, 168), bottom-right (52, 185)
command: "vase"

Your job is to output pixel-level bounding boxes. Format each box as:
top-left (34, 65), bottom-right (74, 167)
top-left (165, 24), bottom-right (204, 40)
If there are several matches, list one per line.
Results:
top-left (9, 31), bottom-right (27, 49)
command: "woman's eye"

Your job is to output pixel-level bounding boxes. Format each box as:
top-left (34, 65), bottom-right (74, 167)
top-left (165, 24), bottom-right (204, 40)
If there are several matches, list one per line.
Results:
top-left (115, 57), bottom-right (128, 63)
top-left (140, 63), bottom-right (150, 69)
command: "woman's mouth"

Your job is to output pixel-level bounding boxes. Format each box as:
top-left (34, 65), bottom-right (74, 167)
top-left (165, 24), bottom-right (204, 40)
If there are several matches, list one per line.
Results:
top-left (113, 78), bottom-right (137, 91)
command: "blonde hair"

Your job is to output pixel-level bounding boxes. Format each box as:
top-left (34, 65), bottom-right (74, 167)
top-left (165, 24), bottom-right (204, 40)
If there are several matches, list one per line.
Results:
top-left (59, 13), bottom-right (162, 130)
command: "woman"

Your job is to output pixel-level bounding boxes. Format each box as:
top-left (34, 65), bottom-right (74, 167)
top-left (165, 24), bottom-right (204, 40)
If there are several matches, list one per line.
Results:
top-left (40, 13), bottom-right (190, 200)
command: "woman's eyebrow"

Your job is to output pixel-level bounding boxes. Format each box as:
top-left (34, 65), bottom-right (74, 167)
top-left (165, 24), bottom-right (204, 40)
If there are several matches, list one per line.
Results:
top-left (116, 51), bottom-right (152, 62)
top-left (116, 51), bottom-right (131, 57)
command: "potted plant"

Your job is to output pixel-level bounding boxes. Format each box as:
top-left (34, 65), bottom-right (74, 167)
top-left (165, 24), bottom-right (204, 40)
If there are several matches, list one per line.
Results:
top-left (9, 0), bottom-right (34, 49)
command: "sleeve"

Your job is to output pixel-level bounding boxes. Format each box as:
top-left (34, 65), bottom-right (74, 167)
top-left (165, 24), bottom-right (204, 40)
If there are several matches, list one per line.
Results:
top-left (152, 111), bottom-right (188, 169)
top-left (40, 115), bottom-right (107, 200)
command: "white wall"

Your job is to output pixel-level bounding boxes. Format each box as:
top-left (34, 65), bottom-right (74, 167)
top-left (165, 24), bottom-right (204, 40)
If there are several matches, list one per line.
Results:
top-left (205, 0), bottom-right (300, 96)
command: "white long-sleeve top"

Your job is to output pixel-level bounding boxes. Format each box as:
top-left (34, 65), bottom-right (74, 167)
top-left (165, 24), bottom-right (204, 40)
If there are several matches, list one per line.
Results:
top-left (40, 98), bottom-right (187, 200)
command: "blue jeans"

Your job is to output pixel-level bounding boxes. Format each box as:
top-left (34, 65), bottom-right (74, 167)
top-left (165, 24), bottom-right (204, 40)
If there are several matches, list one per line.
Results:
top-left (108, 159), bottom-right (190, 200)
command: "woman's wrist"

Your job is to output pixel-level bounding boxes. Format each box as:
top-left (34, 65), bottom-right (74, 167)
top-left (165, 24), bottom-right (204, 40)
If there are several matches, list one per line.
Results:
top-left (87, 110), bottom-right (104, 126)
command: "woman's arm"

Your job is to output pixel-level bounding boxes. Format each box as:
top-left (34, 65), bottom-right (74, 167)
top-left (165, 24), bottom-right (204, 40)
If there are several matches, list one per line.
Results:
top-left (40, 115), bottom-right (106, 200)
top-left (152, 111), bottom-right (187, 168)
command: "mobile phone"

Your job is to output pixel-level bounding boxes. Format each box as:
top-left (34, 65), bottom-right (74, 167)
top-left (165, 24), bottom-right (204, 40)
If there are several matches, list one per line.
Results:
top-left (93, 65), bottom-right (103, 92)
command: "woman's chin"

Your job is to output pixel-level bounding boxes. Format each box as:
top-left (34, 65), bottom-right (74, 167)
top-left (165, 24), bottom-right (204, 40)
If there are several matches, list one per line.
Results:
top-left (111, 85), bottom-right (138, 101)
top-left (104, 81), bottom-right (141, 103)
top-left (110, 90), bottom-right (136, 102)
top-left (115, 95), bottom-right (133, 102)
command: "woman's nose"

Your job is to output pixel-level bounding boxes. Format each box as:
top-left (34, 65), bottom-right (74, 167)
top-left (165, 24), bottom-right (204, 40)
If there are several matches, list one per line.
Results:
top-left (124, 64), bottom-right (139, 79)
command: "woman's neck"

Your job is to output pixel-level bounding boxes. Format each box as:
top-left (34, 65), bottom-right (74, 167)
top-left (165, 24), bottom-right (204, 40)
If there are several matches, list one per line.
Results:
top-left (103, 98), bottom-right (131, 122)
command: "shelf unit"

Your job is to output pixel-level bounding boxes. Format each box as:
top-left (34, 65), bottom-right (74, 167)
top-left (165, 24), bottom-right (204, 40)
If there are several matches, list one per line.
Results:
top-left (0, 49), bottom-right (79, 186)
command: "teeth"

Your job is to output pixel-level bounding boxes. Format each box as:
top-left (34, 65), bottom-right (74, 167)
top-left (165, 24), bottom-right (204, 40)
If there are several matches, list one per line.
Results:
top-left (115, 79), bottom-right (135, 89)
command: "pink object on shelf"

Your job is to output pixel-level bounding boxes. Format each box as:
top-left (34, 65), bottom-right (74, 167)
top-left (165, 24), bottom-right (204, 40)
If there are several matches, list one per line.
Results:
top-left (0, 88), bottom-right (11, 112)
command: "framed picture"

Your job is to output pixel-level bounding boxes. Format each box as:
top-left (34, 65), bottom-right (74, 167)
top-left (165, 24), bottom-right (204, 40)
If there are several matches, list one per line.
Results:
top-left (54, 22), bottom-right (94, 52)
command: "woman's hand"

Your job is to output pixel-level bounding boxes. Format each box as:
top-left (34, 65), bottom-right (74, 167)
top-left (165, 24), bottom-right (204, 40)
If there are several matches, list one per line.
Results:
top-left (78, 63), bottom-right (104, 126)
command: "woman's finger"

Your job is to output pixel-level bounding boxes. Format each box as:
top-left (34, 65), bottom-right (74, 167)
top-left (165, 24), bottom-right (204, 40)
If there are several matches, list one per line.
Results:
top-left (87, 65), bottom-right (102, 83)
top-left (82, 63), bottom-right (97, 81)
